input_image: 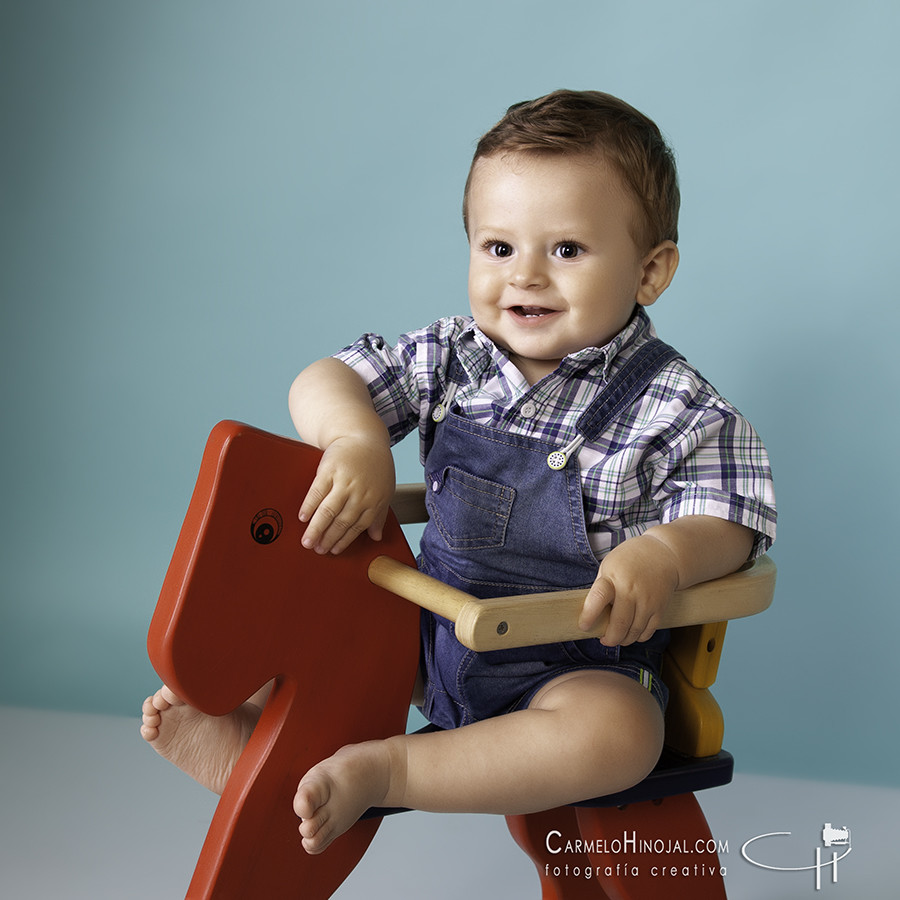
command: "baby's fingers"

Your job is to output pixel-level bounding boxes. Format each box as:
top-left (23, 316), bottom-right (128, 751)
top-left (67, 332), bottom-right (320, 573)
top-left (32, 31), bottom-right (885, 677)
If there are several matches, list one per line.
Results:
top-left (299, 474), bottom-right (331, 528)
top-left (299, 502), bottom-right (340, 553)
top-left (602, 599), bottom-right (638, 648)
top-left (323, 514), bottom-right (373, 555)
top-left (579, 575), bottom-right (615, 633)
top-left (300, 485), bottom-right (382, 555)
top-left (303, 503), bottom-right (361, 554)
top-left (299, 477), bottom-right (358, 554)
top-left (366, 508), bottom-right (389, 543)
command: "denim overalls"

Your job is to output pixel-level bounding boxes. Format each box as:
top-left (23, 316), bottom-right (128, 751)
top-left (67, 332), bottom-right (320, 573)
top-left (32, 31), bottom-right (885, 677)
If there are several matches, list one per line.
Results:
top-left (417, 339), bottom-right (680, 729)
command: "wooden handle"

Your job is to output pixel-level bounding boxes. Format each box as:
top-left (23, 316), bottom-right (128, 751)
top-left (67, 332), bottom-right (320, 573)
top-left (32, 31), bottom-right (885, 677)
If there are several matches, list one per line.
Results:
top-left (390, 483), bottom-right (429, 525)
top-left (369, 554), bottom-right (776, 652)
top-left (367, 555), bottom-right (473, 622)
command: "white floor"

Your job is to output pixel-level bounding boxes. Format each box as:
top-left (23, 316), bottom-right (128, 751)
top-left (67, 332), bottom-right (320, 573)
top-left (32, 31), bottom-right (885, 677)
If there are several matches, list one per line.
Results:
top-left (0, 705), bottom-right (895, 899)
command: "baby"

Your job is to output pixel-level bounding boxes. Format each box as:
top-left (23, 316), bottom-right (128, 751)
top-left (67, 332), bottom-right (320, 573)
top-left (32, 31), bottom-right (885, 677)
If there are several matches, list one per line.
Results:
top-left (142, 89), bottom-right (776, 857)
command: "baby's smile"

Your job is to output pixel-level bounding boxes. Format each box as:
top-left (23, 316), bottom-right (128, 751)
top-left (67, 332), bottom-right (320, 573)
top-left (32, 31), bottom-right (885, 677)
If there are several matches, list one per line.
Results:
top-left (511, 305), bottom-right (558, 319)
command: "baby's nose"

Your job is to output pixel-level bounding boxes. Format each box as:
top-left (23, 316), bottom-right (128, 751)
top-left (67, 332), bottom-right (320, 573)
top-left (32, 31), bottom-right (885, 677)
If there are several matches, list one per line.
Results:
top-left (510, 254), bottom-right (548, 289)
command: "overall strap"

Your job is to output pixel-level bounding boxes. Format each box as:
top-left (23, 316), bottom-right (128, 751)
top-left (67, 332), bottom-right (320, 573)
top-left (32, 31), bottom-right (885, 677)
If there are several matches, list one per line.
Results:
top-left (430, 350), bottom-right (471, 424)
top-left (576, 339), bottom-right (683, 442)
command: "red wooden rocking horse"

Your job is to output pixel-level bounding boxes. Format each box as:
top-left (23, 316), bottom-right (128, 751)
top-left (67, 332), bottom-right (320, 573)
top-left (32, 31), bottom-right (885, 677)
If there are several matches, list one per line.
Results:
top-left (148, 421), bottom-right (775, 899)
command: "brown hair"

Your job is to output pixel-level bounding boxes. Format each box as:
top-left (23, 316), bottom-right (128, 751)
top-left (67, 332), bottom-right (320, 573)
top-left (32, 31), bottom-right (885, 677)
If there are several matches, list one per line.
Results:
top-left (463, 90), bottom-right (680, 250)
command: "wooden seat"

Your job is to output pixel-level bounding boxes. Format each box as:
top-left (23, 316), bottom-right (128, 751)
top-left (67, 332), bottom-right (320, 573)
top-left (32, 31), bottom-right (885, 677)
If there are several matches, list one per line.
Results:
top-left (148, 421), bottom-right (775, 899)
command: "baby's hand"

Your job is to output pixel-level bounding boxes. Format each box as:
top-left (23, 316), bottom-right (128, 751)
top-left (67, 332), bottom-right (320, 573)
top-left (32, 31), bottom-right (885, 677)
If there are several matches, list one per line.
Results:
top-left (299, 436), bottom-right (395, 555)
top-left (578, 533), bottom-right (680, 646)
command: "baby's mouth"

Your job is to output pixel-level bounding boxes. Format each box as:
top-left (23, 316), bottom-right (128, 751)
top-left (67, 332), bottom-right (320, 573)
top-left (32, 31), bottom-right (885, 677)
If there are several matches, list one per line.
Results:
top-left (512, 306), bottom-right (557, 318)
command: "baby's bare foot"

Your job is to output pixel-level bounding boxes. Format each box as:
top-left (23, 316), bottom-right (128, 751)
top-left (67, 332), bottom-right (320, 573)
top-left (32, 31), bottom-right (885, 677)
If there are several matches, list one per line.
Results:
top-left (293, 740), bottom-right (402, 855)
top-left (140, 685), bottom-right (259, 795)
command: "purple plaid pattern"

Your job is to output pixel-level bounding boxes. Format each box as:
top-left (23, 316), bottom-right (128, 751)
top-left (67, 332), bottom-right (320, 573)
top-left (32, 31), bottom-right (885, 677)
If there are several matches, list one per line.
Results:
top-left (334, 308), bottom-right (776, 559)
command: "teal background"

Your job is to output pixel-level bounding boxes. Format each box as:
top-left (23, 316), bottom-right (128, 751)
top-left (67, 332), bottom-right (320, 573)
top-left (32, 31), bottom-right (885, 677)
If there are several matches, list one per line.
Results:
top-left (2, 0), bottom-right (898, 787)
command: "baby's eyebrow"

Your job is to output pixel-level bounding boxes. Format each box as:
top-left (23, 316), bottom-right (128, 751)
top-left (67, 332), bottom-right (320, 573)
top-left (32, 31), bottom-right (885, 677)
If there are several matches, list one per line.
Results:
top-left (471, 226), bottom-right (508, 237)
top-left (471, 225), bottom-right (590, 246)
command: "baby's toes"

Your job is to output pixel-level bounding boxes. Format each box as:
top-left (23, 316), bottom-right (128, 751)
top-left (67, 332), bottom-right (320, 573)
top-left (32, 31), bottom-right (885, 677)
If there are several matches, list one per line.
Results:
top-left (153, 684), bottom-right (184, 711)
top-left (140, 697), bottom-right (160, 738)
top-left (301, 824), bottom-right (333, 855)
top-left (160, 684), bottom-right (183, 704)
top-left (147, 685), bottom-right (181, 714)
top-left (293, 778), bottom-right (329, 822)
top-left (297, 808), bottom-right (336, 856)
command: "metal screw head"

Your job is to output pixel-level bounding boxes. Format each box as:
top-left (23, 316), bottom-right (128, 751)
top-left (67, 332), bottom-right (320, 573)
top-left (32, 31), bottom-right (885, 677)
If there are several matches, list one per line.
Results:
top-left (496, 621), bottom-right (509, 636)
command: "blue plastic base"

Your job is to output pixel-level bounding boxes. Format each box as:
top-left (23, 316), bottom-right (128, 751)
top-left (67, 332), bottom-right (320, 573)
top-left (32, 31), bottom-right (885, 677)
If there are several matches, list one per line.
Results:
top-left (572, 748), bottom-right (733, 808)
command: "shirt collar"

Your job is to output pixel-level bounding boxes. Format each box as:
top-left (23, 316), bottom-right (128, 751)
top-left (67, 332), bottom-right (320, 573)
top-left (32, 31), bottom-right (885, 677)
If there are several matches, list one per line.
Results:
top-left (563, 306), bottom-right (657, 380)
top-left (457, 306), bottom-right (656, 384)
top-left (454, 319), bottom-right (503, 385)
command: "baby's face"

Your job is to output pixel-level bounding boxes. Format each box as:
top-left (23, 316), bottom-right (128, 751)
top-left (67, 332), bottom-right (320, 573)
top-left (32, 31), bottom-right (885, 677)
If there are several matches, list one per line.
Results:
top-left (466, 151), bottom-right (654, 385)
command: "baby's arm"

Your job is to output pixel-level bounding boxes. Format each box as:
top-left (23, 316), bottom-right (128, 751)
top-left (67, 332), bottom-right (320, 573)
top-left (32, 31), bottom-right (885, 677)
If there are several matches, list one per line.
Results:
top-left (289, 358), bottom-right (395, 555)
top-left (580, 516), bottom-right (754, 647)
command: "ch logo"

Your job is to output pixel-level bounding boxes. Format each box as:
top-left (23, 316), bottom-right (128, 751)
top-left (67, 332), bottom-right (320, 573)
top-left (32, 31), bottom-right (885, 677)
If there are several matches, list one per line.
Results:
top-left (741, 824), bottom-right (851, 891)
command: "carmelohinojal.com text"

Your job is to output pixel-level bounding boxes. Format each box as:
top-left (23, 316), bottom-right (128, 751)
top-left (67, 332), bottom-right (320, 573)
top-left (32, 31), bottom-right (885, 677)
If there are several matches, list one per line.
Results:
top-left (544, 829), bottom-right (729, 881)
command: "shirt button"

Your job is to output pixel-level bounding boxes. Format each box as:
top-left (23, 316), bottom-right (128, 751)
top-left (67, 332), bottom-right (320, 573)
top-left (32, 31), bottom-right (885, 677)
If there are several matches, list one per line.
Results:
top-left (521, 401), bottom-right (537, 419)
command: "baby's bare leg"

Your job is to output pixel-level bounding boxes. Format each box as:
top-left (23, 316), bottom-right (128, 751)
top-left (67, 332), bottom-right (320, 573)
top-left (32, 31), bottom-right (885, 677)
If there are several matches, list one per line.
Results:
top-left (294, 670), bottom-right (662, 854)
top-left (140, 682), bottom-right (272, 795)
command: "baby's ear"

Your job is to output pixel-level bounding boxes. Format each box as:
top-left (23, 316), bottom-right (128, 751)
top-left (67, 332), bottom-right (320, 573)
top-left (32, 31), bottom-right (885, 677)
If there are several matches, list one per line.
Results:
top-left (636, 241), bottom-right (679, 307)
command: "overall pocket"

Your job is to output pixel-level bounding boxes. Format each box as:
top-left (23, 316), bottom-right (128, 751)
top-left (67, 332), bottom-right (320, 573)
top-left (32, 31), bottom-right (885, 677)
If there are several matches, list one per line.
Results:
top-left (425, 466), bottom-right (515, 550)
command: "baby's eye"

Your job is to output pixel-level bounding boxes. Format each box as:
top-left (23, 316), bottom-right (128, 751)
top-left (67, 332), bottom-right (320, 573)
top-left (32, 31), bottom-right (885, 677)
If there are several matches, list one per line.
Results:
top-left (485, 241), bottom-right (513, 258)
top-left (554, 242), bottom-right (583, 259)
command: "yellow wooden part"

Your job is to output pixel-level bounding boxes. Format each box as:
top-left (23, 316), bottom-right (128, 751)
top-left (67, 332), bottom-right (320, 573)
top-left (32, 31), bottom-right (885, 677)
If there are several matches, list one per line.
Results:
top-left (662, 657), bottom-right (726, 758)
top-left (665, 621), bottom-right (728, 690)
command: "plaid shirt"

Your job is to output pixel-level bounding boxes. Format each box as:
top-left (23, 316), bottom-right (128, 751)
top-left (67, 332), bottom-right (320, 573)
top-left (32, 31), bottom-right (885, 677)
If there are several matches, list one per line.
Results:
top-left (335, 308), bottom-right (776, 559)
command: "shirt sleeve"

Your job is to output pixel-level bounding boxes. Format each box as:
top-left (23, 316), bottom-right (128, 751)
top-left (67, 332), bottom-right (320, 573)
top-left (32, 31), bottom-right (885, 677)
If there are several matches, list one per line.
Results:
top-left (332, 317), bottom-right (468, 453)
top-left (650, 369), bottom-right (777, 558)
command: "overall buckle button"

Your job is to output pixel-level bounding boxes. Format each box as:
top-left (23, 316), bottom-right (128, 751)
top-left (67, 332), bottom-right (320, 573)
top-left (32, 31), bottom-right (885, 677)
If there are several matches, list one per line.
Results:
top-left (547, 450), bottom-right (568, 470)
